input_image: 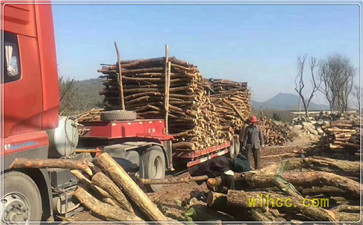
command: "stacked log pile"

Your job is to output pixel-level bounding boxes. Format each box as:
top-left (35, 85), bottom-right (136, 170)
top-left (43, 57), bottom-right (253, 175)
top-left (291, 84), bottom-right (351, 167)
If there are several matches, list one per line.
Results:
top-left (204, 79), bottom-right (251, 135)
top-left (204, 156), bottom-right (361, 222)
top-left (320, 120), bottom-right (361, 153)
top-left (11, 153), bottom-right (174, 223)
top-left (259, 117), bottom-right (289, 145)
top-left (77, 108), bottom-right (104, 123)
top-left (95, 57), bottom-right (252, 151)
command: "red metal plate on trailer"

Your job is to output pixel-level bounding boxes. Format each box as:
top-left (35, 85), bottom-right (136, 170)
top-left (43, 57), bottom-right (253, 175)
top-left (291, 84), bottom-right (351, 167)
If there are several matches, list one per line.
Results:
top-left (174, 142), bottom-right (231, 159)
top-left (80, 119), bottom-right (173, 141)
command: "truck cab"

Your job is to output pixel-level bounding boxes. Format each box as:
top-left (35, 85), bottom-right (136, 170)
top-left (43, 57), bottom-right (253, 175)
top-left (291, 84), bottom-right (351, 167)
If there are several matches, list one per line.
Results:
top-left (1, 2), bottom-right (61, 222)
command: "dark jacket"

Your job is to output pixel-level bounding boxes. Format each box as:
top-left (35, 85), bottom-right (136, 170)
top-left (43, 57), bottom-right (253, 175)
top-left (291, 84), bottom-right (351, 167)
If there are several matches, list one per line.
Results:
top-left (188, 156), bottom-right (234, 178)
top-left (242, 125), bottom-right (264, 149)
top-left (188, 155), bottom-right (252, 178)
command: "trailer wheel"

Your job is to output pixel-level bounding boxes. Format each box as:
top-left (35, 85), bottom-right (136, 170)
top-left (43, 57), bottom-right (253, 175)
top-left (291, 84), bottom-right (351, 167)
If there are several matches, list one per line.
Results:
top-left (1, 171), bottom-right (42, 224)
top-left (140, 146), bottom-right (165, 192)
top-left (100, 110), bottom-right (137, 122)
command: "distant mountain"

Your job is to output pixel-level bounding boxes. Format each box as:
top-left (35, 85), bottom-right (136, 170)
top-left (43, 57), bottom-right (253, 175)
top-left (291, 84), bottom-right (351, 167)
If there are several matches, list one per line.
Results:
top-left (252, 93), bottom-right (329, 111)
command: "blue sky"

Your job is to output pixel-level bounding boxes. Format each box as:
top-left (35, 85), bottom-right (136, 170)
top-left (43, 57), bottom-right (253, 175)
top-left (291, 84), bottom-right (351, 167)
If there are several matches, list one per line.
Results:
top-left (53, 3), bottom-right (360, 102)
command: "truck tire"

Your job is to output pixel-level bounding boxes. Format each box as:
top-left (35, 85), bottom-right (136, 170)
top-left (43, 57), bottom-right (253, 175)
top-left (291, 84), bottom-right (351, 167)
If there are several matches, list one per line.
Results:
top-left (140, 146), bottom-right (165, 192)
top-left (1, 171), bottom-right (42, 224)
top-left (100, 110), bottom-right (137, 122)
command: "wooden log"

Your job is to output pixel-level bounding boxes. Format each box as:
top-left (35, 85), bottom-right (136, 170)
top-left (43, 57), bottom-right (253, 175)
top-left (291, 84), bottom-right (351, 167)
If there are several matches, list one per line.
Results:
top-left (138, 175), bottom-right (208, 185)
top-left (249, 208), bottom-right (285, 221)
top-left (207, 192), bottom-right (228, 210)
top-left (333, 205), bottom-right (361, 213)
top-left (102, 197), bottom-right (120, 208)
top-left (122, 67), bottom-right (164, 74)
top-left (70, 170), bottom-right (111, 199)
top-left (91, 172), bottom-right (134, 213)
top-left (283, 171), bottom-right (360, 198)
top-left (337, 212), bottom-right (360, 221)
top-left (172, 142), bottom-right (196, 150)
top-left (114, 42), bottom-right (125, 110)
top-left (93, 153), bottom-right (169, 222)
top-left (169, 57), bottom-right (195, 67)
top-left (164, 46), bottom-right (170, 135)
top-left (222, 99), bottom-right (247, 122)
top-left (301, 186), bottom-right (345, 196)
top-left (73, 186), bottom-right (144, 222)
top-left (188, 204), bottom-right (235, 221)
top-left (295, 156), bottom-right (360, 177)
top-left (227, 190), bottom-right (338, 221)
top-left (11, 158), bottom-right (92, 176)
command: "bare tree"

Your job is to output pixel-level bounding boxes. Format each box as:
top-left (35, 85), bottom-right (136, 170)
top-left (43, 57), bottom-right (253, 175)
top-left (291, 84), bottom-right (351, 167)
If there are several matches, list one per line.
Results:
top-left (294, 54), bottom-right (322, 118)
top-left (319, 54), bottom-right (355, 112)
top-left (59, 76), bottom-right (75, 115)
top-left (352, 85), bottom-right (361, 111)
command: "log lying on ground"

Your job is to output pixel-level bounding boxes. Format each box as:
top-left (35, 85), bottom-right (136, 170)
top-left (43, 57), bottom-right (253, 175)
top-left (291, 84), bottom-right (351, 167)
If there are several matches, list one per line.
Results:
top-left (250, 208), bottom-right (285, 222)
top-left (227, 190), bottom-right (338, 221)
top-left (138, 175), bottom-right (209, 185)
top-left (207, 192), bottom-right (228, 210)
top-left (91, 172), bottom-right (134, 213)
top-left (232, 170), bottom-right (360, 198)
top-left (93, 153), bottom-right (169, 222)
top-left (188, 204), bottom-right (235, 221)
top-left (282, 171), bottom-right (360, 198)
top-left (292, 156), bottom-right (361, 177)
top-left (11, 158), bottom-right (93, 176)
top-left (228, 157), bottom-right (360, 191)
top-left (73, 186), bottom-right (144, 222)
top-left (319, 119), bottom-right (361, 152)
top-left (202, 154), bottom-right (361, 222)
top-left (71, 170), bottom-right (111, 199)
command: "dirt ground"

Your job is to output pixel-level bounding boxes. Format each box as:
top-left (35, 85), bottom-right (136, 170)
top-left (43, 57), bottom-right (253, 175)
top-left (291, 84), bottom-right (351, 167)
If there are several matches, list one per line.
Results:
top-left (68, 138), bottom-right (313, 223)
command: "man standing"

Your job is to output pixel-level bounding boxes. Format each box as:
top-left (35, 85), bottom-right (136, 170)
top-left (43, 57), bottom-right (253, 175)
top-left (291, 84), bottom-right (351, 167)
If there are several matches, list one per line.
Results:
top-left (242, 116), bottom-right (264, 169)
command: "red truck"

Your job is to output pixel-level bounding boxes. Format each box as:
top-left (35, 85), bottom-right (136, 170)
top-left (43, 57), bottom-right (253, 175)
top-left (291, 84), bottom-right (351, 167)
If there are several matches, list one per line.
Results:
top-left (1, 1), bottom-right (240, 223)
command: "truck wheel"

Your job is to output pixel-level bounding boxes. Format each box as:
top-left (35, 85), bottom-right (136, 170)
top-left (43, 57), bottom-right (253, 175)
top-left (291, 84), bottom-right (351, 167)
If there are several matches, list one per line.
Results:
top-left (140, 146), bottom-right (166, 192)
top-left (100, 110), bottom-right (137, 122)
top-left (1, 171), bottom-right (42, 224)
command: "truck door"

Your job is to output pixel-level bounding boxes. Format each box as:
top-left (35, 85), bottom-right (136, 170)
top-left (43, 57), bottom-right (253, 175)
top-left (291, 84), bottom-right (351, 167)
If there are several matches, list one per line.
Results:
top-left (1, 4), bottom-right (43, 138)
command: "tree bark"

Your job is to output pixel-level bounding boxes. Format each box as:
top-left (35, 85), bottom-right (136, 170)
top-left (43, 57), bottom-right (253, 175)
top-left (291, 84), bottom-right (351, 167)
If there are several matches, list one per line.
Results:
top-left (138, 175), bottom-right (208, 185)
top-left (70, 170), bottom-right (111, 199)
top-left (207, 192), bottom-right (228, 210)
top-left (227, 190), bottom-right (338, 221)
top-left (93, 153), bottom-right (169, 223)
top-left (92, 172), bottom-right (134, 213)
top-left (11, 158), bottom-right (93, 176)
top-left (283, 171), bottom-right (360, 198)
top-left (73, 186), bottom-right (144, 222)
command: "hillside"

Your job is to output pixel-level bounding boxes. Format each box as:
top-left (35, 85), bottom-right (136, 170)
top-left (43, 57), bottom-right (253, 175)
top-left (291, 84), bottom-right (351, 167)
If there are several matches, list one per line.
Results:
top-left (252, 93), bottom-right (329, 111)
top-left (60, 78), bottom-right (104, 115)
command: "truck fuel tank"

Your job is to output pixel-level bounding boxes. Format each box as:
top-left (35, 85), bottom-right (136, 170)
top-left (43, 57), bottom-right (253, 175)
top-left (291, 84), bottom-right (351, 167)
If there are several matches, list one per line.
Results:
top-left (47, 116), bottom-right (79, 158)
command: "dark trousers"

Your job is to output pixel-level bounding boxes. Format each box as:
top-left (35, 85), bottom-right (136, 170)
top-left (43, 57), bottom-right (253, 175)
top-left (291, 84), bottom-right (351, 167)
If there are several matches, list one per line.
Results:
top-left (244, 145), bottom-right (260, 169)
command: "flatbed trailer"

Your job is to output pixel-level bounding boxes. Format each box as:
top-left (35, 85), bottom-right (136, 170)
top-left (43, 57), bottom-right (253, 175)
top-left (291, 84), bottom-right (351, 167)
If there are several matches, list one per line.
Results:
top-left (78, 119), bottom-right (240, 172)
